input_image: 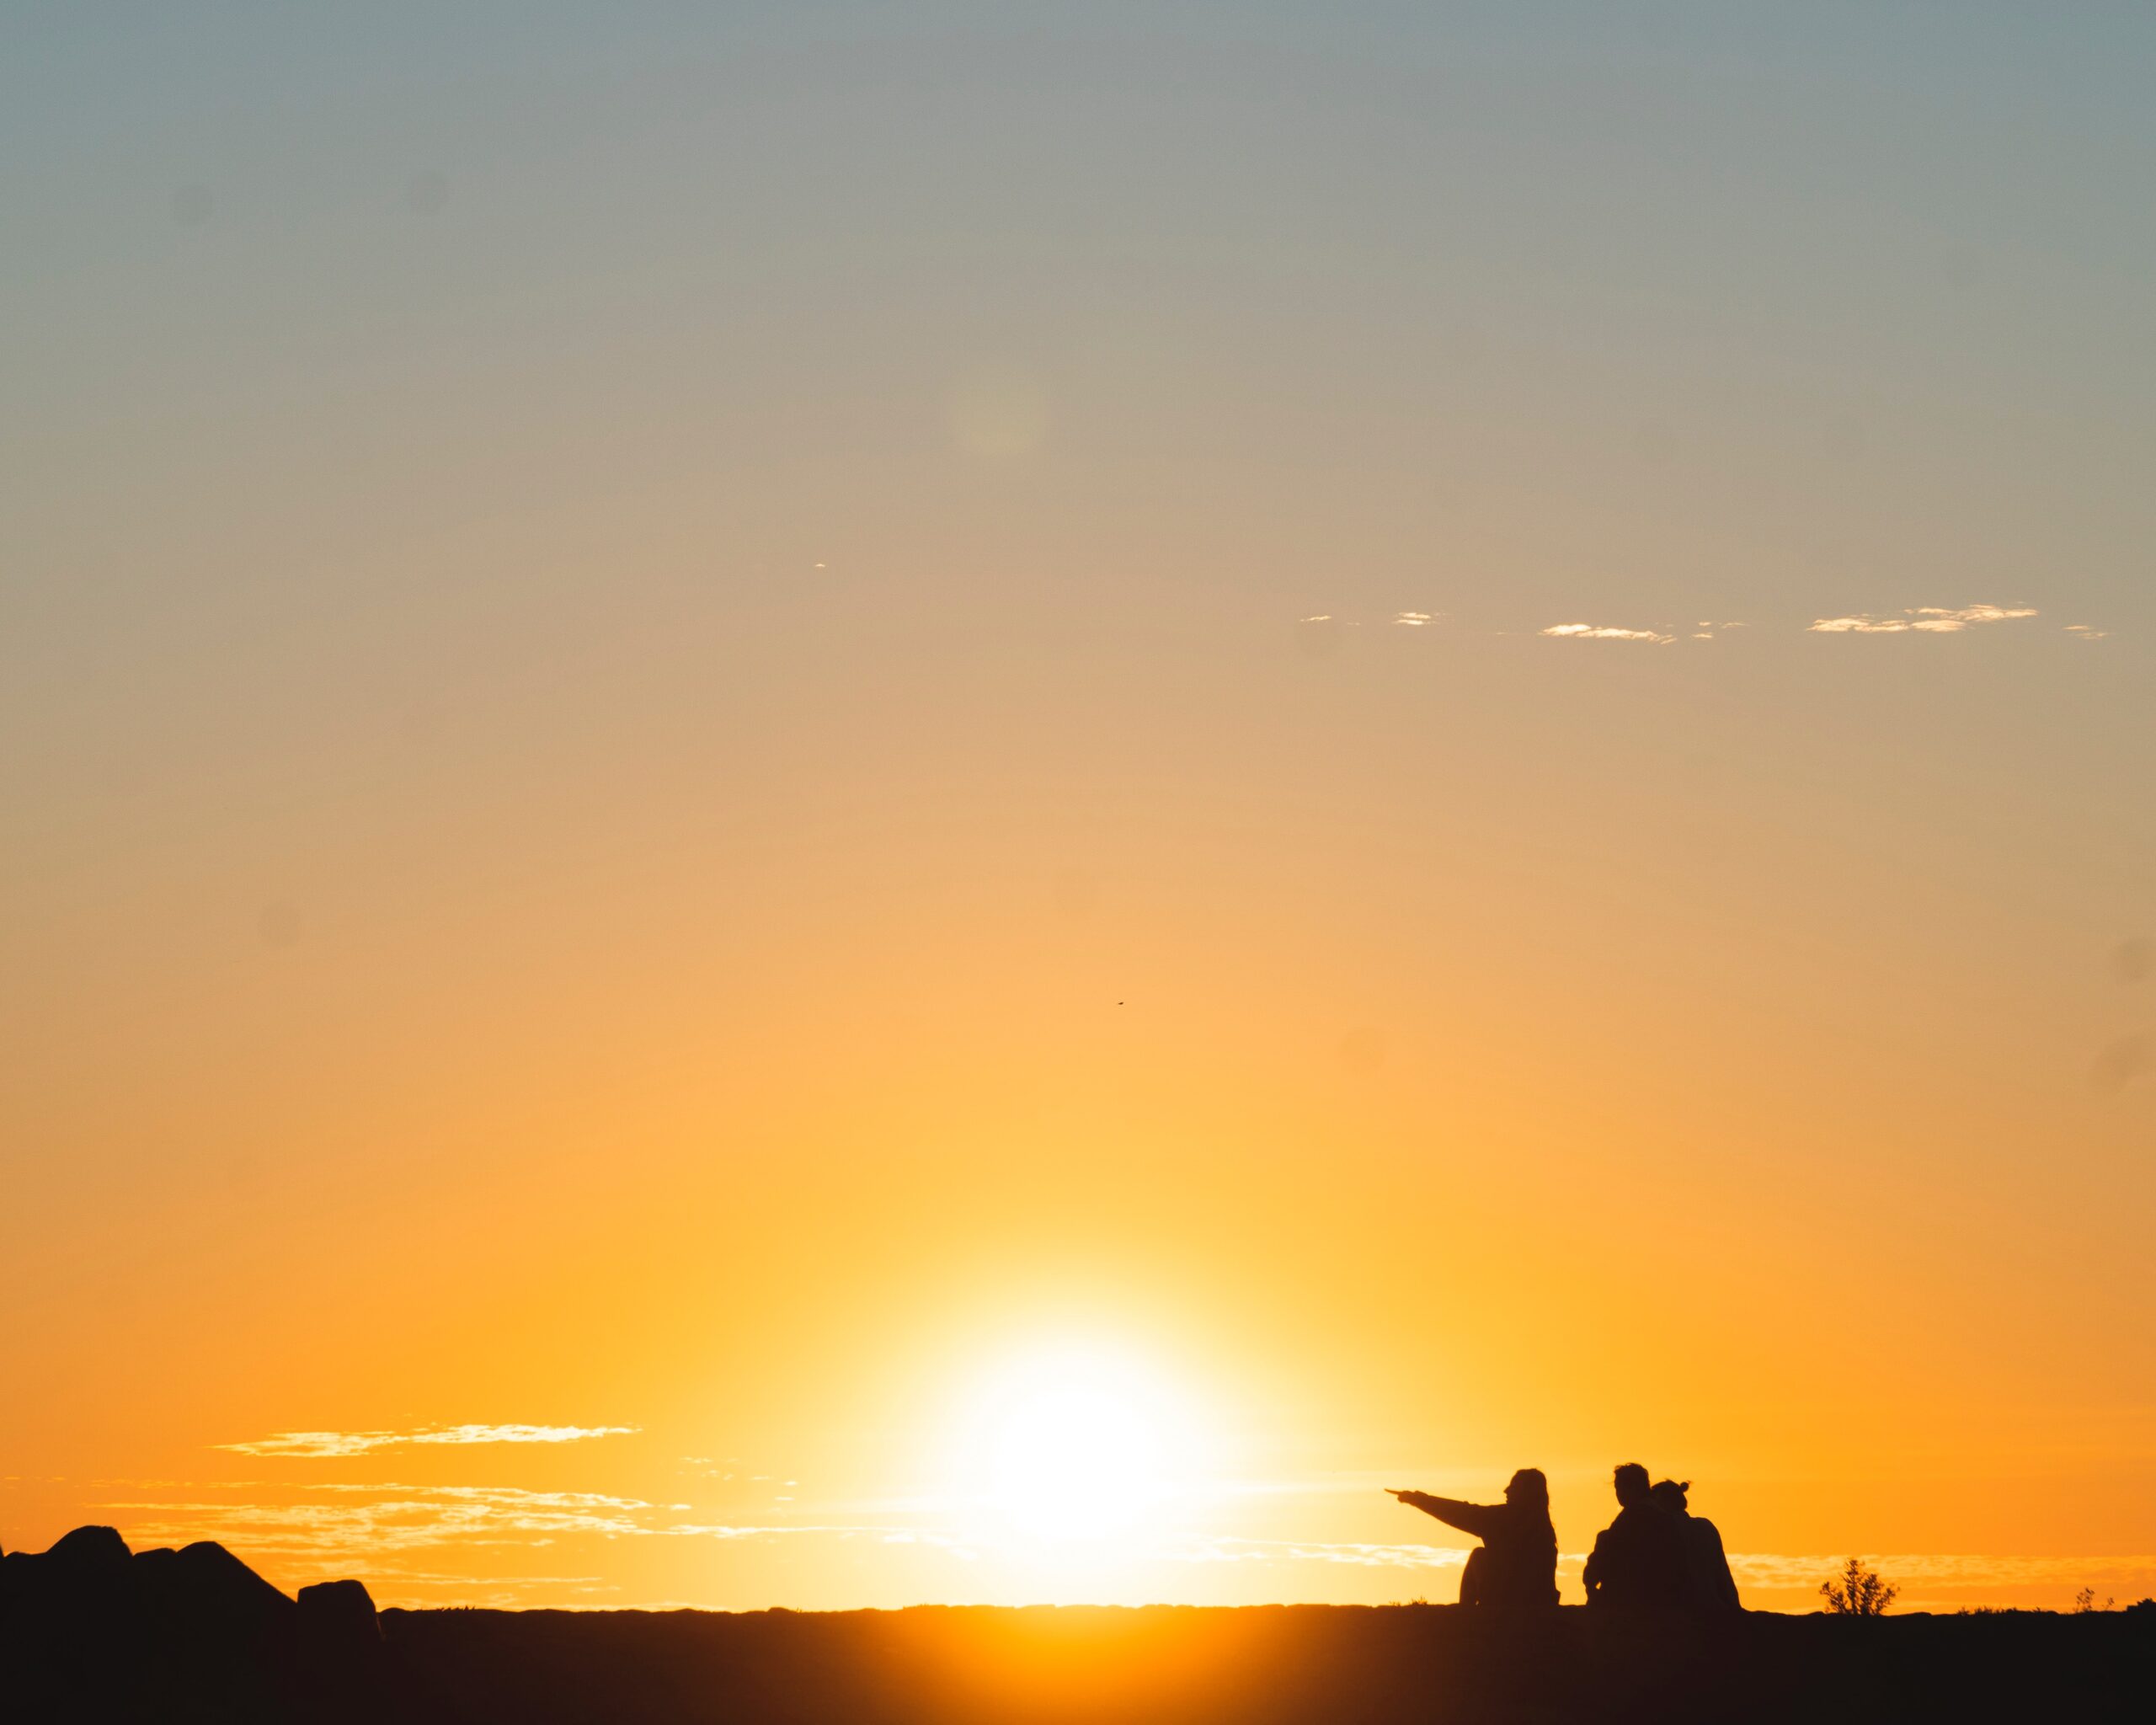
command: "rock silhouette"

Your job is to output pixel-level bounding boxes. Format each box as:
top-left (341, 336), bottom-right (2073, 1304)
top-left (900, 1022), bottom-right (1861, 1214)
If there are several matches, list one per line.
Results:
top-left (4, 1526), bottom-right (2152, 1722)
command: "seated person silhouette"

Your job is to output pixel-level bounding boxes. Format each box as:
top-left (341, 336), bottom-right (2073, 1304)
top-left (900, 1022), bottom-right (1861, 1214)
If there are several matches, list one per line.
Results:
top-left (1583, 1461), bottom-right (1685, 1607)
top-left (1649, 1478), bottom-right (1742, 1610)
top-left (1389, 1469), bottom-right (1557, 1606)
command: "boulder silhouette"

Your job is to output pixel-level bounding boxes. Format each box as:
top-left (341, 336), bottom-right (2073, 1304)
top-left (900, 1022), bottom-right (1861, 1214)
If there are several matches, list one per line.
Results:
top-left (296, 1578), bottom-right (392, 1721)
top-left (298, 1577), bottom-right (382, 1641)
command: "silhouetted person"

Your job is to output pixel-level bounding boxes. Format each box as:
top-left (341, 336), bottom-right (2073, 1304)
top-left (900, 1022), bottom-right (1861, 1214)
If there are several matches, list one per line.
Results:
top-left (1649, 1478), bottom-right (1742, 1611)
top-left (1389, 1469), bottom-right (1557, 1607)
top-left (1583, 1462), bottom-right (1685, 1607)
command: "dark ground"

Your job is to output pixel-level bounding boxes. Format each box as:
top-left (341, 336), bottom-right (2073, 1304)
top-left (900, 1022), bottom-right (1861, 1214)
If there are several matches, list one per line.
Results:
top-left (7, 1528), bottom-right (2152, 1722)
top-left (382, 1600), bottom-right (2153, 1724)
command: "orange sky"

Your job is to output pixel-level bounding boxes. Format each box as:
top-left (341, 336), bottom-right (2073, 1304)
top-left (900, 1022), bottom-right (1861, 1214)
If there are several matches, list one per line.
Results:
top-left (3, 3), bottom-right (2153, 1614)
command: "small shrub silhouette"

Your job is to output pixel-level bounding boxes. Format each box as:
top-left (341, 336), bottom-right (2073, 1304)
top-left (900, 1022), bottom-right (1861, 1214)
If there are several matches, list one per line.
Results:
top-left (2072, 1587), bottom-right (2113, 1613)
top-left (1818, 1557), bottom-right (1897, 1616)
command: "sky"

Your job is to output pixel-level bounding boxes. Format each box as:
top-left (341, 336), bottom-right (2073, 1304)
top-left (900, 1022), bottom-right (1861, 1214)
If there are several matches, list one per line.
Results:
top-left (3, 2), bottom-right (2153, 1614)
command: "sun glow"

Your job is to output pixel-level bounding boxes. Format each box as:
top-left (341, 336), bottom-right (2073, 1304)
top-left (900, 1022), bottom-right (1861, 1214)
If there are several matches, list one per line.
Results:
top-left (951, 1344), bottom-right (1207, 1546)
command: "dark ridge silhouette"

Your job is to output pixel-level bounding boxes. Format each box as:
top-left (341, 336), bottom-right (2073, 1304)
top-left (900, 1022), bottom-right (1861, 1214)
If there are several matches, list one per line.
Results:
top-left (0, 1525), bottom-right (381, 1722)
top-left (4, 1527), bottom-right (2153, 1722)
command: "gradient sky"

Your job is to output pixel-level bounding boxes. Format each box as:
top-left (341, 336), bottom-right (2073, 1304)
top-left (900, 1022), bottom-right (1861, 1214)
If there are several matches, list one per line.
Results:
top-left (3, 3), bottom-right (2153, 1614)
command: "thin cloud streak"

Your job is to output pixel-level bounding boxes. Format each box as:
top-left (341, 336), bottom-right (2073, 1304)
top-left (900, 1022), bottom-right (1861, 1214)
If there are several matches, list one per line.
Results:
top-left (1808, 604), bottom-right (2037, 634)
top-left (218, 1424), bottom-right (638, 1458)
top-left (1161, 1535), bottom-right (1470, 1571)
top-left (1294, 607), bottom-right (2094, 647)
top-left (95, 1480), bottom-right (937, 1581)
top-left (1541, 623), bottom-right (1673, 644)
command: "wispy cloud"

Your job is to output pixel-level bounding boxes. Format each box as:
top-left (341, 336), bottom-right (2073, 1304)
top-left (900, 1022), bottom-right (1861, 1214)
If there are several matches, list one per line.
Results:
top-left (1299, 606), bottom-right (2095, 649)
top-left (1808, 604), bottom-right (2037, 634)
top-left (91, 1478), bottom-right (929, 1595)
top-left (1541, 623), bottom-right (1673, 644)
top-left (99, 1479), bottom-right (923, 1568)
top-left (218, 1424), bottom-right (638, 1459)
top-left (100, 1484), bottom-right (660, 1571)
top-left (1158, 1541), bottom-right (2156, 1601)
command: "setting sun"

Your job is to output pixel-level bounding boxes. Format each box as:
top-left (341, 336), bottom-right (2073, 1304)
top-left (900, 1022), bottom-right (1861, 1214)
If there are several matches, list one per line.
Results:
top-left (951, 1347), bottom-right (1208, 1546)
top-left (990, 1382), bottom-right (1158, 1541)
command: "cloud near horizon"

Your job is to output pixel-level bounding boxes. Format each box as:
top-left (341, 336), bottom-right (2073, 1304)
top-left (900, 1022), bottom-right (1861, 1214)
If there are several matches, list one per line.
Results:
top-left (93, 1478), bottom-right (938, 1590)
top-left (1162, 1539), bottom-right (2156, 1600)
top-left (82, 1475), bottom-right (2156, 1608)
top-left (1808, 604), bottom-right (2038, 634)
top-left (1724, 1551), bottom-right (2156, 1600)
top-left (1164, 1535), bottom-right (1470, 1571)
top-left (217, 1424), bottom-right (638, 1458)
top-left (99, 1484), bottom-right (662, 1571)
